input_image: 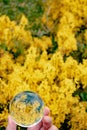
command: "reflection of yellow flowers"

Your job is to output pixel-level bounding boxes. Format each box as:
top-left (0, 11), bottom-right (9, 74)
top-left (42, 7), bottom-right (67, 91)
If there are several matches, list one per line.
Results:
top-left (10, 99), bottom-right (43, 126)
top-left (0, 0), bottom-right (87, 129)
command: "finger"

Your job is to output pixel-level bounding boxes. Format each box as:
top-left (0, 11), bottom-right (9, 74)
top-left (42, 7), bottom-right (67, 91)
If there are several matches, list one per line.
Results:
top-left (44, 107), bottom-right (50, 116)
top-left (27, 122), bottom-right (42, 130)
top-left (6, 116), bottom-right (16, 130)
top-left (48, 125), bottom-right (58, 130)
top-left (42, 116), bottom-right (52, 129)
top-left (27, 107), bottom-right (50, 130)
top-left (40, 127), bottom-right (44, 130)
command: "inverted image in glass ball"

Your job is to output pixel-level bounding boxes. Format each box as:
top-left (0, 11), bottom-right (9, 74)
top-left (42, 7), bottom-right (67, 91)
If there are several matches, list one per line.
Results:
top-left (9, 91), bottom-right (44, 128)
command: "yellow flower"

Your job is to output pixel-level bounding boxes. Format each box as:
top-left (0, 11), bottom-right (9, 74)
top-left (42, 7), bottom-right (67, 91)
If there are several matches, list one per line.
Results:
top-left (0, 0), bottom-right (87, 129)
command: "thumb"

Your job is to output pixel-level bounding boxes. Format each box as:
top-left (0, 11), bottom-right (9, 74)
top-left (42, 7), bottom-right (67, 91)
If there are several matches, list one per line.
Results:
top-left (6, 116), bottom-right (16, 130)
top-left (42, 116), bottom-right (52, 130)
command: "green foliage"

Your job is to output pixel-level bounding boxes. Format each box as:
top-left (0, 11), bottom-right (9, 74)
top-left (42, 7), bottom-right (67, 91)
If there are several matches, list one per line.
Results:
top-left (16, 126), bottom-right (26, 130)
top-left (12, 40), bottom-right (24, 58)
top-left (0, 0), bottom-right (45, 36)
top-left (70, 43), bottom-right (87, 63)
top-left (0, 43), bottom-right (7, 51)
top-left (0, 0), bottom-right (44, 19)
top-left (0, 40), bottom-right (24, 58)
top-left (47, 35), bottom-right (58, 54)
top-left (59, 115), bottom-right (71, 130)
top-left (3, 0), bottom-right (10, 4)
top-left (73, 86), bottom-right (87, 101)
top-left (0, 0), bottom-right (54, 37)
top-left (80, 92), bottom-right (87, 101)
top-left (0, 127), bottom-right (5, 130)
top-left (71, 25), bottom-right (87, 62)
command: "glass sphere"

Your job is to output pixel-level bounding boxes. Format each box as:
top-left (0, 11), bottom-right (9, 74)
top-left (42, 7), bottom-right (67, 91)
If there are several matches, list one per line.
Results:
top-left (9, 91), bottom-right (44, 128)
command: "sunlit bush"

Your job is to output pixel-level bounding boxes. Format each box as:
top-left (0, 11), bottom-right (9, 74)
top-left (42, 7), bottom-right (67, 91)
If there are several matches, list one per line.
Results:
top-left (0, 0), bottom-right (87, 130)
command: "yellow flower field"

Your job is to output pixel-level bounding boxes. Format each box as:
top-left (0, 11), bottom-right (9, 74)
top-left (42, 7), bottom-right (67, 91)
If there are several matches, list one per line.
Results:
top-left (0, 0), bottom-right (87, 130)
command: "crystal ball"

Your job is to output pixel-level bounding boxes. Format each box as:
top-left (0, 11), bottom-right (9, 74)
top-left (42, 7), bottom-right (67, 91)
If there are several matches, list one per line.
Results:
top-left (9, 91), bottom-right (44, 128)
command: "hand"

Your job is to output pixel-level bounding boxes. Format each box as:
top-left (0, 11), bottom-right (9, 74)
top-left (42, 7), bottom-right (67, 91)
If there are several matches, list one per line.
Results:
top-left (6, 107), bottom-right (58, 130)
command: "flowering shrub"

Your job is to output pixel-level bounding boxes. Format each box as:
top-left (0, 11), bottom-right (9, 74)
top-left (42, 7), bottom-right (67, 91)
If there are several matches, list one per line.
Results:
top-left (0, 0), bottom-right (87, 130)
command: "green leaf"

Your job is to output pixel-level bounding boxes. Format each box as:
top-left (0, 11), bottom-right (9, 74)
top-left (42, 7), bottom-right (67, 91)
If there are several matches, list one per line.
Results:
top-left (3, 0), bottom-right (10, 4)
top-left (0, 43), bottom-right (7, 51)
top-left (80, 92), bottom-right (87, 101)
top-left (52, 35), bottom-right (58, 53)
top-left (47, 35), bottom-right (58, 54)
top-left (0, 127), bottom-right (5, 130)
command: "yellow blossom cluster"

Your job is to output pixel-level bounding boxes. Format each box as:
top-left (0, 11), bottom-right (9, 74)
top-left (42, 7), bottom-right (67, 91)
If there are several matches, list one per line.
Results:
top-left (70, 102), bottom-right (87, 130)
top-left (0, 46), bottom-right (87, 129)
top-left (42, 0), bottom-right (87, 54)
top-left (0, 0), bottom-right (87, 130)
top-left (0, 15), bottom-right (32, 48)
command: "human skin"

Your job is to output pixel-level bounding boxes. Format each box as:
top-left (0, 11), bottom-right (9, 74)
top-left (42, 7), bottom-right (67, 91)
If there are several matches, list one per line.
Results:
top-left (6, 107), bottom-right (58, 130)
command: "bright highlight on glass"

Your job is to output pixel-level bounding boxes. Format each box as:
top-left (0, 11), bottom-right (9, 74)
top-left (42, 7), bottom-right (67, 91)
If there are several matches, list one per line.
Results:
top-left (9, 91), bottom-right (44, 128)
